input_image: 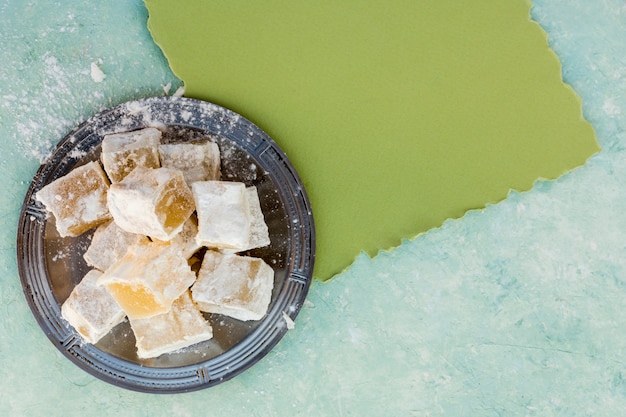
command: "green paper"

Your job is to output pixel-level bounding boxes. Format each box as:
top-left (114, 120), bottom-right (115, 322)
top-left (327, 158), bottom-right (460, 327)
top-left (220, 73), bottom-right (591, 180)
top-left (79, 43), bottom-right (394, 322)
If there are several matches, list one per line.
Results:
top-left (145, 0), bottom-right (598, 281)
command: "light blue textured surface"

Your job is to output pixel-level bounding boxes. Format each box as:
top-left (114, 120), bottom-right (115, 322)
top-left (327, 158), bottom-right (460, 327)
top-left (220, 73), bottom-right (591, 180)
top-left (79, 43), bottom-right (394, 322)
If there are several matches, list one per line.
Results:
top-left (1, 0), bottom-right (626, 415)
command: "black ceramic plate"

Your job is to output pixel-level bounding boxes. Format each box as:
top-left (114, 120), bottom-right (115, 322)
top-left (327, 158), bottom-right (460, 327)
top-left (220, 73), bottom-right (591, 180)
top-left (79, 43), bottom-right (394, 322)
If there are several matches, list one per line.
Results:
top-left (16, 97), bottom-right (315, 393)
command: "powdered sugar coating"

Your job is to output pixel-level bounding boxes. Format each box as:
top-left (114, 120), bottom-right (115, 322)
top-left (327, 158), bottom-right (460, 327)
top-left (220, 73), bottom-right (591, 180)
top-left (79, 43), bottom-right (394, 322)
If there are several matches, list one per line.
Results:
top-left (101, 127), bottom-right (161, 183)
top-left (61, 269), bottom-right (126, 345)
top-left (107, 166), bottom-right (195, 241)
top-left (35, 160), bottom-right (111, 237)
top-left (192, 251), bottom-right (274, 321)
top-left (192, 181), bottom-right (251, 250)
top-left (159, 140), bottom-right (221, 184)
top-left (130, 291), bottom-right (213, 359)
top-left (83, 220), bottom-right (150, 272)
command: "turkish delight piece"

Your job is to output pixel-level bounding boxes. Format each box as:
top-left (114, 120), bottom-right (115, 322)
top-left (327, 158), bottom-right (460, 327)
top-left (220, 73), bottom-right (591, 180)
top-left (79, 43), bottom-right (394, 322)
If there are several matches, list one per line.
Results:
top-left (158, 140), bottom-right (221, 185)
top-left (83, 220), bottom-right (150, 272)
top-left (97, 240), bottom-right (196, 319)
top-left (107, 166), bottom-right (195, 241)
top-left (129, 291), bottom-right (213, 359)
top-left (192, 181), bottom-right (250, 250)
top-left (35, 161), bottom-right (111, 237)
top-left (101, 127), bottom-right (161, 183)
top-left (61, 269), bottom-right (125, 344)
top-left (221, 186), bottom-right (271, 253)
top-left (191, 250), bottom-right (274, 321)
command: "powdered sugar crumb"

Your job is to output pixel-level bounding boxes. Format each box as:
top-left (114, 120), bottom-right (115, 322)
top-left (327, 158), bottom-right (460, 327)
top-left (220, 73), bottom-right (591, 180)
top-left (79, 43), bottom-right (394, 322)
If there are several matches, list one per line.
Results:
top-left (282, 311), bottom-right (295, 330)
top-left (173, 86), bottom-right (185, 97)
top-left (90, 61), bottom-right (106, 83)
top-left (181, 110), bottom-right (192, 121)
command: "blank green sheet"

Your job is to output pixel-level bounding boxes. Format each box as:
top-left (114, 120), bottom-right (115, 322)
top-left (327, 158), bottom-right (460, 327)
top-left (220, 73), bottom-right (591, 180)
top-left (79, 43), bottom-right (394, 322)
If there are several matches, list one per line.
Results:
top-left (145, 0), bottom-right (599, 281)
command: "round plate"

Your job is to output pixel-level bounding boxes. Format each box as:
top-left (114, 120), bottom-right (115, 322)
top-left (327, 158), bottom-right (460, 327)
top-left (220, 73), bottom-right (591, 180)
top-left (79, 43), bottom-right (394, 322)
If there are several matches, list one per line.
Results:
top-left (16, 97), bottom-right (315, 393)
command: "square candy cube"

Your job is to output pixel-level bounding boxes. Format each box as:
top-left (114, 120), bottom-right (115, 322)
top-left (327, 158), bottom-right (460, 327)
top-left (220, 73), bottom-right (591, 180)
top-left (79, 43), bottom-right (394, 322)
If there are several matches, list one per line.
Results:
top-left (191, 250), bottom-right (274, 321)
top-left (129, 291), bottom-right (213, 359)
top-left (61, 269), bottom-right (126, 344)
top-left (107, 167), bottom-right (195, 241)
top-left (192, 181), bottom-right (251, 251)
top-left (159, 140), bottom-right (221, 185)
top-left (97, 240), bottom-right (197, 320)
top-left (101, 127), bottom-right (161, 183)
top-left (36, 161), bottom-right (111, 237)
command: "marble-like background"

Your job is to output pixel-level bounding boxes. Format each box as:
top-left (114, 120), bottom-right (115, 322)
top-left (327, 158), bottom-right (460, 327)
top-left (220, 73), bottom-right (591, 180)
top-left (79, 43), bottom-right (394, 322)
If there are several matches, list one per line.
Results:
top-left (1, 1), bottom-right (625, 415)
